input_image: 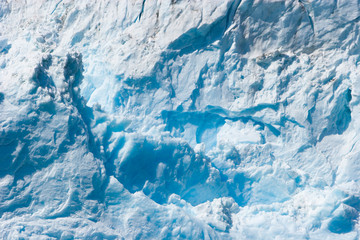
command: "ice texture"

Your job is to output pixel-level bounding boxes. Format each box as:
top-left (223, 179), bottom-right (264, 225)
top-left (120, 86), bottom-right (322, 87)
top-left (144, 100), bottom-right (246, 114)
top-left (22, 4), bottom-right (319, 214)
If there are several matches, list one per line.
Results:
top-left (1, 0), bottom-right (360, 239)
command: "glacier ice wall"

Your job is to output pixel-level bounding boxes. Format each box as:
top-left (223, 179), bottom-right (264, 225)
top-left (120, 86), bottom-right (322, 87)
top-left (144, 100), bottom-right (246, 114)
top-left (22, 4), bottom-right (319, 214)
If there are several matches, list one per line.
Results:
top-left (1, 0), bottom-right (360, 239)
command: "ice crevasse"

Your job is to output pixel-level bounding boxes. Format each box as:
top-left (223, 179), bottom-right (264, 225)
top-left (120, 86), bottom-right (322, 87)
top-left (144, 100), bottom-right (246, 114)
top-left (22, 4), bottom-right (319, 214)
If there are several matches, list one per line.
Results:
top-left (1, 0), bottom-right (360, 239)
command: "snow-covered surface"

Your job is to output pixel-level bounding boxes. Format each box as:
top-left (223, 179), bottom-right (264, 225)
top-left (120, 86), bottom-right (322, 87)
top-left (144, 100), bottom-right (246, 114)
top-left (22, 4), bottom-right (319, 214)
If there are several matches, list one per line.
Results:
top-left (1, 0), bottom-right (360, 239)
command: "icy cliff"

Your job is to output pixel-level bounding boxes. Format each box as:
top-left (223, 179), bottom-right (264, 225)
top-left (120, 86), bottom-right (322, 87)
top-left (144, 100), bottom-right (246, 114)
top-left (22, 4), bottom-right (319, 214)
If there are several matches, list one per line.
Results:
top-left (1, 0), bottom-right (360, 239)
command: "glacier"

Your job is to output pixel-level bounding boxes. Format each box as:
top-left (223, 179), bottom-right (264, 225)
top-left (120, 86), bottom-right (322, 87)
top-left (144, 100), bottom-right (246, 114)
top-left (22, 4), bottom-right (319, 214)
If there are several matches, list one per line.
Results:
top-left (1, 0), bottom-right (360, 239)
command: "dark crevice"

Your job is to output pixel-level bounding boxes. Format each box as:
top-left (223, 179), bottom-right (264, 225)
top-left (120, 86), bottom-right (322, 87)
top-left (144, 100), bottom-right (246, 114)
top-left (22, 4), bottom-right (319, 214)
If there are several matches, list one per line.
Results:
top-left (0, 92), bottom-right (4, 104)
top-left (306, 90), bottom-right (320, 124)
top-left (319, 88), bottom-right (352, 142)
top-left (30, 55), bottom-right (56, 97)
top-left (101, 122), bottom-right (127, 177)
top-left (137, 0), bottom-right (146, 22)
top-left (63, 53), bottom-right (101, 159)
top-left (62, 53), bottom-right (107, 201)
top-left (189, 64), bottom-right (208, 110)
top-left (298, 0), bottom-right (315, 35)
top-left (0, 39), bottom-right (11, 55)
top-left (51, 0), bottom-right (63, 15)
top-left (161, 103), bottom-right (285, 141)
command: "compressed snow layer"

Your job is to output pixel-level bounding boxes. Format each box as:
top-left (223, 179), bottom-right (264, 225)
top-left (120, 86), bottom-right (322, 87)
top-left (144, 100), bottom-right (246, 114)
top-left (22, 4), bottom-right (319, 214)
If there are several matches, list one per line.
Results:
top-left (1, 0), bottom-right (360, 239)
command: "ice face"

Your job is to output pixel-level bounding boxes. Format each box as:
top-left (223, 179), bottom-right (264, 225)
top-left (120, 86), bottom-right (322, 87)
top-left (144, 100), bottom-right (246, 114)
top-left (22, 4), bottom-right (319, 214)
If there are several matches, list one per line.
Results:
top-left (1, 0), bottom-right (360, 239)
